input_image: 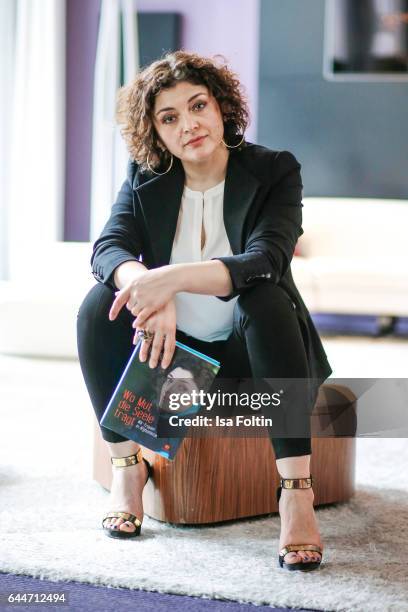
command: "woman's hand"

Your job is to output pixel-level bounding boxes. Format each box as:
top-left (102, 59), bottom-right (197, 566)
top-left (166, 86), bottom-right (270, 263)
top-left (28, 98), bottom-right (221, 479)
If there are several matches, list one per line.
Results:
top-left (133, 299), bottom-right (177, 369)
top-left (109, 266), bottom-right (177, 325)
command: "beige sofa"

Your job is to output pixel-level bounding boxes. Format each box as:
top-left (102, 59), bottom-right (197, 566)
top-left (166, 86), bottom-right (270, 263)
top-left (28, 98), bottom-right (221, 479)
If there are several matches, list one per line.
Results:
top-left (291, 197), bottom-right (408, 317)
top-left (0, 242), bottom-right (94, 358)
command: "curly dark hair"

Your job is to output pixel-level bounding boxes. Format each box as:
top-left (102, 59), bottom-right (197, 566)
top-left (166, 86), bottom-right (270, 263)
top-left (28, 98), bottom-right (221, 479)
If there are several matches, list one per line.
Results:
top-left (115, 50), bottom-right (250, 173)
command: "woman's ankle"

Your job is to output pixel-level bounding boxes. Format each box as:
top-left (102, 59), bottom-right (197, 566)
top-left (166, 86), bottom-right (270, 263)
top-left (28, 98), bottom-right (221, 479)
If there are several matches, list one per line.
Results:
top-left (106, 439), bottom-right (142, 460)
top-left (276, 454), bottom-right (311, 480)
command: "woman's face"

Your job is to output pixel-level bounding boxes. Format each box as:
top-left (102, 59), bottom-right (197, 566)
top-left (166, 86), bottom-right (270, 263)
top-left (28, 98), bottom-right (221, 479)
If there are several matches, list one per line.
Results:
top-left (152, 81), bottom-right (225, 166)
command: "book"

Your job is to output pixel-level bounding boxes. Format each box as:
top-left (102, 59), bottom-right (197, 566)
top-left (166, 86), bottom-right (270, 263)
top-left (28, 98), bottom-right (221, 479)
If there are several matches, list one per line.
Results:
top-left (100, 339), bottom-right (221, 459)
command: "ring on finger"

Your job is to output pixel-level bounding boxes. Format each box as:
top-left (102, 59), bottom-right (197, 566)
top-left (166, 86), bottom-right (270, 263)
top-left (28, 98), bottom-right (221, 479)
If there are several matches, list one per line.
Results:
top-left (136, 329), bottom-right (155, 342)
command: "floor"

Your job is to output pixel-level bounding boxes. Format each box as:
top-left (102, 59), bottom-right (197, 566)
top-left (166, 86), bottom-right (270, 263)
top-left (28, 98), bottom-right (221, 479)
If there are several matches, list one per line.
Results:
top-left (0, 332), bottom-right (406, 612)
top-left (0, 572), bottom-right (319, 612)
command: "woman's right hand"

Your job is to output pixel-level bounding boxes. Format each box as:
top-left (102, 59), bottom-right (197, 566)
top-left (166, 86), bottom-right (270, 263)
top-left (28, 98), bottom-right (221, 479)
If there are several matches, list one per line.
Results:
top-left (132, 298), bottom-right (177, 370)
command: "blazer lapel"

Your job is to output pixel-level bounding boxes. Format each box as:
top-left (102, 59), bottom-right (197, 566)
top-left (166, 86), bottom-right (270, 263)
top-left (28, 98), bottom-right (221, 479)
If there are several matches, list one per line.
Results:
top-left (134, 148), bottom-right (261, 266)
top-left (134, 157), bottom-right (185, 267)
top-left (223, 151), bottom-right (261, 253)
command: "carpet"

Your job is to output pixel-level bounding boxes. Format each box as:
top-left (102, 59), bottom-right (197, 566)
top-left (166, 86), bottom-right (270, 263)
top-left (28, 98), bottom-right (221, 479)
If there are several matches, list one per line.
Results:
top-left (0, 355), bottom-right (407, 612)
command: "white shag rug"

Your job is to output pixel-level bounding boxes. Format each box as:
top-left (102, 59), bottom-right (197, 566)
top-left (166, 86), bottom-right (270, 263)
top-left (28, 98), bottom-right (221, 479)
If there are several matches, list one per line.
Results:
top-left (0, 353), bottom-right (408, 612)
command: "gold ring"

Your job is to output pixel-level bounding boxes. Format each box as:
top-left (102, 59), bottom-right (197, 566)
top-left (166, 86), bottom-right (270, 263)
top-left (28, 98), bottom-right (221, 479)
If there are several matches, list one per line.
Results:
top-left (136, 329), bottom-right (155, 342)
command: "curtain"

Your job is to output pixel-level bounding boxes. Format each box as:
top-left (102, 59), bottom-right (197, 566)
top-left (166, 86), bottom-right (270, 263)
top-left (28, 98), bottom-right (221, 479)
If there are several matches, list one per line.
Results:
top-left (0, 1), bottom-right (15, 280)
top-left (89, 0), bottom-right (140, 241)
top-left (1, 0), bottom-right (65, 281)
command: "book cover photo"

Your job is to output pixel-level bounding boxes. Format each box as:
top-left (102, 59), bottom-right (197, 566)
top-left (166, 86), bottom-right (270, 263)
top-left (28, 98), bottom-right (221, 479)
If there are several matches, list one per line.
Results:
top-left (100, 340), bottom-right (221, 459)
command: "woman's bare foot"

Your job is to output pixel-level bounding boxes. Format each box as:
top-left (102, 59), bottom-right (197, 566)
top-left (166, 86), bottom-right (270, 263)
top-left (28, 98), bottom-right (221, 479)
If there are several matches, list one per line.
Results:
top-left (278, 486), bottom-right (323, 565)
top-left (103, 454), bottom-right (149, 533)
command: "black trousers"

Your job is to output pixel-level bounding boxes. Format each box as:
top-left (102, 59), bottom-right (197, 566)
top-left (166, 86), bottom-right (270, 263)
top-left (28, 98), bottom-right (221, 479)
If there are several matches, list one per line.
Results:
top-left (76, 281), bottom-right (318, 460)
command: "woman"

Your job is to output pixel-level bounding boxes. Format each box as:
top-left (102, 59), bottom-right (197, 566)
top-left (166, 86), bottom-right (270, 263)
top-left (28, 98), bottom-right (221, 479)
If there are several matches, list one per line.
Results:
top-left (77, 50), bottom-right (333, 571)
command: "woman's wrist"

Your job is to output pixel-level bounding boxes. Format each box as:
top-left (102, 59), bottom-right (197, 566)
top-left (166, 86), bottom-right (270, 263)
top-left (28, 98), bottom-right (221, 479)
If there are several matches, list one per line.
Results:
top-left (113, 260), bottom-right (148, 290)
top-left (167, 261), bottom-right (232, 296)
top-left (164, 263), bottom-right (188, 294)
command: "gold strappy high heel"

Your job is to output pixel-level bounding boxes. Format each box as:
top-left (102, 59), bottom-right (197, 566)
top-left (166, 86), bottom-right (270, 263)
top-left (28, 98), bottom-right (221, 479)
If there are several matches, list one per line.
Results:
top-left (102, 448), bottom-right (153, 539)
top-left (277, 475), bottom-right (323, 571)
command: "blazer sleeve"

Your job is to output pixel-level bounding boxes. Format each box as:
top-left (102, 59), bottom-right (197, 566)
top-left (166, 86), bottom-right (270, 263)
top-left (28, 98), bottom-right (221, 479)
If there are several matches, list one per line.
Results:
top-left (90, 171), bottom-right (144, 292)
top-left (211, 150), bottom-right (304, 301)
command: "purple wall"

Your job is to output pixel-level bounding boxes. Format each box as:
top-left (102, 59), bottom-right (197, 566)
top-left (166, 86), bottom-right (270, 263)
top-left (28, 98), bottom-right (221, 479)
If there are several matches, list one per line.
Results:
top-left (64, 0), bottom-right (101, 241)
top-left (65, 0), bottom-right (260, 240)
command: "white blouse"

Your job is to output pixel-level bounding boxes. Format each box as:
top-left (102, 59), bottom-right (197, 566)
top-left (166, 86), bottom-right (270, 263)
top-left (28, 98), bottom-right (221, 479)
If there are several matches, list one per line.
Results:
top-left (169, 179), bottom-right (238, 342)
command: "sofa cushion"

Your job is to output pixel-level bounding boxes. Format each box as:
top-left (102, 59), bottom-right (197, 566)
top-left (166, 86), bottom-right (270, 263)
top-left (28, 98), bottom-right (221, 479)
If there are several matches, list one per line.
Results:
top-left (0, 242), bottom-right (95, 358)
top-left (311, 256), bottom-right (408, 315)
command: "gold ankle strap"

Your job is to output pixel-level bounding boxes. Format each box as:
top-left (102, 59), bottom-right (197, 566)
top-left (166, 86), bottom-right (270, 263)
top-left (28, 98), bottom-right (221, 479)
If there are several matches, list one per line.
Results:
top-left (280, 475), bottom-right (313, 489)
top-left (111, 448), bottom-right (143, 467)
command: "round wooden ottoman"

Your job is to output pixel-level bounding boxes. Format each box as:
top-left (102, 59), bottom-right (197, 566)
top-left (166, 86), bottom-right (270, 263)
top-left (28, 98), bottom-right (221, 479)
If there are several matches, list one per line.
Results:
top-left (93, 383), bottom-right (357, 524)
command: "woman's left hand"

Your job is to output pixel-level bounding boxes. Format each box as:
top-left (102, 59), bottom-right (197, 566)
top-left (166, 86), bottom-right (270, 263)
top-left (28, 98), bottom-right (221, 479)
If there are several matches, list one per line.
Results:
top-left (109, 266), bottom-right (177, 326)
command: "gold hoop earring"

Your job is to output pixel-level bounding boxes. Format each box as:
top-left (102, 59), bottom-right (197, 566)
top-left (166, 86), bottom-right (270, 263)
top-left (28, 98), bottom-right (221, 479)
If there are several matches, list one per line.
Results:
top-left (221, 134), bottom-right (245, 149)
top-left (146, 151), bottom-right (174, 176)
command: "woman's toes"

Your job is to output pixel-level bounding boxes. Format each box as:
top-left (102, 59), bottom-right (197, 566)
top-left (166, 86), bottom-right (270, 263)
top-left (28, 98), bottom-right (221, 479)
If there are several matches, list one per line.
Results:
top-left (285, 552), bottom-right (303, 564)
top-left (299, 551), bottom-right (313, 562)
top-left (300, 551), bottom-right (320, 562)
top-left (283, 550), bottom-right (322, 564)
top-left (119, 521), bottom-right (135, 532)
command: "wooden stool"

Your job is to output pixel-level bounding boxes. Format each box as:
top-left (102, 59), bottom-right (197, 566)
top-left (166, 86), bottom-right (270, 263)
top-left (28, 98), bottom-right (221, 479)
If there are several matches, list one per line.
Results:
top-left (93, 384), bottom-right (357, 524)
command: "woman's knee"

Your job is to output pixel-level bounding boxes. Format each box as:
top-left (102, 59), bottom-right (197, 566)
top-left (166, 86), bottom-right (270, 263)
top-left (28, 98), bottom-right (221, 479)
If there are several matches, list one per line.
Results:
top-left (77, 283), bottom-right (134, 325)
top-left (235, 282), bottom-right (295, 321)
top-left (77, 281), bottom-right (134, 346)
top-left (233, 282), bottom-right (308, 378)
top-left (77, 282), bottom-right (114, 322)
top-left (76, 282), bottom-right (134, 364)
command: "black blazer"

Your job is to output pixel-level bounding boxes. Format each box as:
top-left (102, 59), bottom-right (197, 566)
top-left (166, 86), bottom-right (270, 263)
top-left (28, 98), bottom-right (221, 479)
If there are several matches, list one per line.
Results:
top-left (91, 141), bottom-right (333, 383)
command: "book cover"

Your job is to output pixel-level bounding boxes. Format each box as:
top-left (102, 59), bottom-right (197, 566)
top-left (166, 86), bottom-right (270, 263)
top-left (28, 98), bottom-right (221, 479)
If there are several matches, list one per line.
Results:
top-left (100, 339), bottom-right (221, 459)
